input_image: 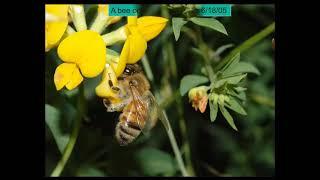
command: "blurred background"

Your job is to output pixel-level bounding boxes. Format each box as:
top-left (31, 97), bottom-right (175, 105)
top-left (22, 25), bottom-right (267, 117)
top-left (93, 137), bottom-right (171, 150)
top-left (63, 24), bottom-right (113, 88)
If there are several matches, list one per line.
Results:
top-left (45, 4), bottom-right (275, 176)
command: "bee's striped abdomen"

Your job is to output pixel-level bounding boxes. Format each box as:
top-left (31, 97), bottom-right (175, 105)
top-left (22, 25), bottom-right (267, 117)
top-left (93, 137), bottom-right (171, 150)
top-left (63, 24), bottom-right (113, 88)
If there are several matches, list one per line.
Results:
top-left (115, 108), bottom-right (144, 146)
top-left (115, 90), bottom-right (148, 146)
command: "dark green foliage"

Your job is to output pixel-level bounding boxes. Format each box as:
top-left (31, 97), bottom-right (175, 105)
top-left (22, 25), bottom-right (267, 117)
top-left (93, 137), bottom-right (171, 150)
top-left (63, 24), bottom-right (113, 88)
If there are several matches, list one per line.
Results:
top-left (46, 4), bottom-right (274, 177)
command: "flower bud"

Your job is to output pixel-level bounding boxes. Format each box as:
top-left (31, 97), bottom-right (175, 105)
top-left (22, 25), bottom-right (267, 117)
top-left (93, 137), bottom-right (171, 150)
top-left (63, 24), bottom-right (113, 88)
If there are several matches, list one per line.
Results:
top-left (188, 86), bottom-right (209, 113)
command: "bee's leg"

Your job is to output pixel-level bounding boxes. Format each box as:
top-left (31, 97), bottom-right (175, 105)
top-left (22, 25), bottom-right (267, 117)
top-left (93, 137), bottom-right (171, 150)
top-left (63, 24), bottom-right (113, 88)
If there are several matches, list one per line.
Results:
top-left (103, 98), bottom-right (125, 112)
top-left (108, 80), bottom-right (121, 92)
top-left (103, 98), bottom-right (111, 107)
top-left (108, 73), bottom-right (121, 92)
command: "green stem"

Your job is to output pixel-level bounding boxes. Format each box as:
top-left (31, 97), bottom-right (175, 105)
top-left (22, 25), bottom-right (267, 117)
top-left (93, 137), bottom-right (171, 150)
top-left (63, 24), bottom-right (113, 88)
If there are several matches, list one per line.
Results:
top-left (176, 97), bottom-right (195, 176)
top-left (101, 26), bottom-right (127, 46)
top-left (166, 42), bottom-right (195, 176)
top-left (141, 55), bottom-right (154, 82)
top-left (249, 93), bottom-right (275, 108)
top-left (141, 54), bottom-right (189, 176)
top-left (215, 22), bottom-right (275, 71)
top-left (166, 42), bottom-right (178, 79)
top-left (161, 111), bottom-right (189, 176)
top-left (50, 85), bottom-right (85, 177)
top-left (161, 5), bottom-right (195, 176)
top-left (204, 63), bottom-right (215, 83)
top-left (196, 27), bottom-right (216, 83)
top-left (66, 25), bottom-right (76, 36)
top-left (89, 12), bottom-right (110, 34)
top-left (69, 5), bottom-right (87, 31)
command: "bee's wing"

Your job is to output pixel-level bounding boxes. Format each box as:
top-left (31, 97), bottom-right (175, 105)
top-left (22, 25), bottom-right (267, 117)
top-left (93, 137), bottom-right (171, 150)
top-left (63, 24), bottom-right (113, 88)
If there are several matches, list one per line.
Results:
top-left (129, 86), bottom-right (169, 134)
top-left (141, 91), bottom-right (169, 133)
top-left (129, 85), bottom-right (149, 131)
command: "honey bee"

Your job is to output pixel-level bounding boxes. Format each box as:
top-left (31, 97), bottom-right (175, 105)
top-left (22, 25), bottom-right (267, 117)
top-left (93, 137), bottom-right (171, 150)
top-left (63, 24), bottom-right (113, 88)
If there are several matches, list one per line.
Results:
top-left (103, 64), bottom-right (165, 146)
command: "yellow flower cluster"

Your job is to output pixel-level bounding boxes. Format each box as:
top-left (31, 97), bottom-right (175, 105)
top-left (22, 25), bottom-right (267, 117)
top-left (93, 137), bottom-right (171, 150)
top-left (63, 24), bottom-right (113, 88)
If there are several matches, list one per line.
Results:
top-left (45, 5), bottom-right (168, 96)
top-left (96, 15), bottom-right (168, 99)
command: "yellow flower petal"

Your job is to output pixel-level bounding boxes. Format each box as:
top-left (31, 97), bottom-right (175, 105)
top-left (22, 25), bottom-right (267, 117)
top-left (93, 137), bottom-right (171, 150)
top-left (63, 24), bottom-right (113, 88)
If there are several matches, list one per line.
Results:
top-left (95, 64), bottom-right (120, 99)
top-left (45, 5), bottom-right (69, 51)
top-left (109, 50), bottom-right (127, 77)
top-left (137, 16), bottom-right (168, 41)
top-left (98, 4), bottom-right (108, 15)
top-left (127, 16), bottom-right (137, 25)
top-left (98, 5), bottom-right (122, 24)
top-left (54, 63), bottom-right (83, 90)
top-left (57, 30), bottom-right (106, 78)
top-left (66, 67), bottom-right (83, 90)
top-left (126, 26), bottom-right (147, 64)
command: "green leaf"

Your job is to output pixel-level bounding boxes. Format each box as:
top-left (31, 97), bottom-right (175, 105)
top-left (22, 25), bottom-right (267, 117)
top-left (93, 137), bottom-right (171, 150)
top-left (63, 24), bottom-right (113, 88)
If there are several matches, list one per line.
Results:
top-left (209, 100), bottom-right (218, 122)
top-left (180, 74), bottom-right (209, 96)
top-left (189, 17), bottom-right (228, 35)
top-left (45, 104), bottom-right (70, 153)
top-left (215, 74), bottom-right (247, 88)
top-left (215, 22), bottom-right (275, 72)
top-left (235, 86), bottom-right (247, 92)
top-left (223, 62), bottom-right (260, 77)
top-left (215, 44), bottom-right (234, 56)
top-left (134, 147), bottom-right (177, 176)
top-left (191, 47), bottom-right (204, 58)
top-left (220, 52), bottom-right (240, 73)
top-left (225, 96), bottom-right (247, 115)
top-left (76, 164), bottom-right (106, 176)
top-left (228, 89), bottom-right (246, 101)
top-left (172, 17), bottom-right (188, 41)
top-left (238, 91), bottom-right (247, 101)
top-left (219, 104), bottom-right (238, 131)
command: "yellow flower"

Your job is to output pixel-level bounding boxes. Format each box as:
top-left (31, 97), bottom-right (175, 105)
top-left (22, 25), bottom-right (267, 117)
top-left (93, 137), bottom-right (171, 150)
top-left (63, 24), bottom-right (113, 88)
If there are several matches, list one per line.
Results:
top-left (115, 16), bottom-right (168, 76)
top-left (188, 86), bottom-right (209, 113)
top-left (45, 5), bottom-right (69, 52)
top-left (97, 5), bottom-right (122, 24)
top-left (95, 64), bottom-right (122, 103)
top-left (122, 24), bottom-right (147, 64)
top-left (89, 5), bottom-right (122, 34)
top-left (136, 16), bottom-right (169, 41)
top-left (54, 30), bottom-right (106, 90)
top-left (54, 63), bottom-right (83, 90)
top-left (95, 16), bottom-right (167, 98)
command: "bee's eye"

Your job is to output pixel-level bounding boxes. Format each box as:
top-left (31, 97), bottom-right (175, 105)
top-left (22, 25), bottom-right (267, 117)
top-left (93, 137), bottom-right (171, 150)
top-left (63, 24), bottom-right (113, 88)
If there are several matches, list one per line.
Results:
top-left (124, 66), bottom-right (136, 75)
top-left (124, 67), bottom-right (132, 74)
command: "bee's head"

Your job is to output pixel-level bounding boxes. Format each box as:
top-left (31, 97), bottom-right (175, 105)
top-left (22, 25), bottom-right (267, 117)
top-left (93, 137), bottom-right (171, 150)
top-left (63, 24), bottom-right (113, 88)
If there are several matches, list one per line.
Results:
top-left (117, 63), bottom-right (149, 91)
top-left (123, 64), bottom-right (142, 76)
